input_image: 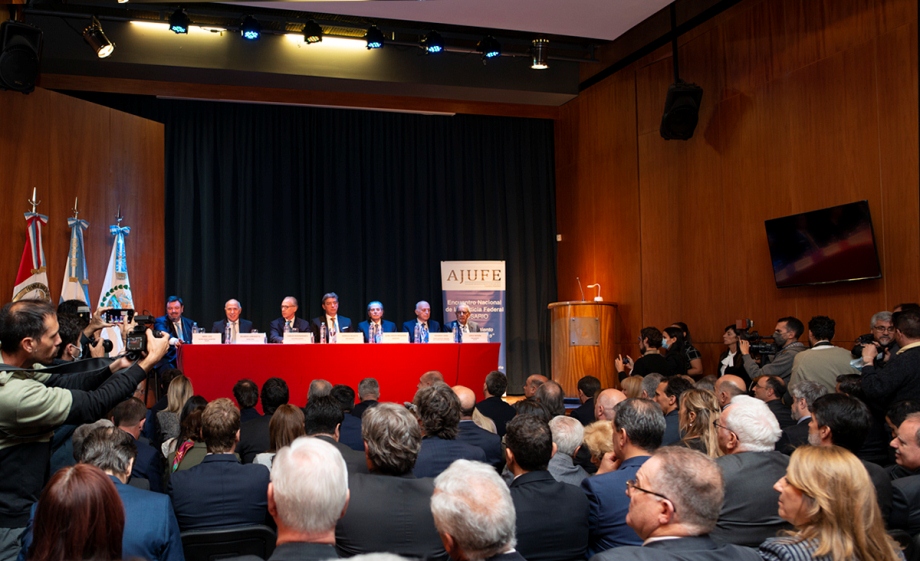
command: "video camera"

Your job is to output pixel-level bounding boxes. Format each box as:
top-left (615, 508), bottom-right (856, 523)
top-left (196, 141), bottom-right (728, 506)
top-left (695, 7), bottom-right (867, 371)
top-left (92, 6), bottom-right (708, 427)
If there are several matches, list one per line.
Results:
top-left (735, 319), bottom-right (779, 356)
top-left (125, 315), bottom-right (165, 361)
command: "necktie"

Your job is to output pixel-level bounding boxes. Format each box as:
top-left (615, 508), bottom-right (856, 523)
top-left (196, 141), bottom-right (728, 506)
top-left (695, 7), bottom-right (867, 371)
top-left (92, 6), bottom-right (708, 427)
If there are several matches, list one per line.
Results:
top-left (174, 321), bottom-right (183, 341)
top-left (231, 321), bottom-right (238, 343)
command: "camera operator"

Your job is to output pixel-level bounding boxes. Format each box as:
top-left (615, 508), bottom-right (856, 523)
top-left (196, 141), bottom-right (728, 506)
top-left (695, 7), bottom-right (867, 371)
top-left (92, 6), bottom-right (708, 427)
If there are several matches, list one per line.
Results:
top-left (739, 317), bottom-right (805, 384)
top-left (852, 311), bottom-right (899, 369)
top-left (0, 299), bottom-right (168, 561)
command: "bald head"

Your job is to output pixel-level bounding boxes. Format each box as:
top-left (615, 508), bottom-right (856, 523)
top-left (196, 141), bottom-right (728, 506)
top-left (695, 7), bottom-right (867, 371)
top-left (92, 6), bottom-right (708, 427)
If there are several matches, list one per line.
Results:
top-left (595, 388), bottom-right (627, 421)
top-left (715, 375), bottom-right (746, 409)
top-left (419, 371), bottom-right (444, 389)
top-left (523, 375), bottom-right (549, 398)
top-left (452, 386), bottom-right (477, 418)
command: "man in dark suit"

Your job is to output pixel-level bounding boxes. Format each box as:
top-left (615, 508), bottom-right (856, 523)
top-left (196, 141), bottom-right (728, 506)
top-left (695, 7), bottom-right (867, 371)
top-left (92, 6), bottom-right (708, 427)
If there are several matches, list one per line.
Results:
top-left (311, 292), bottom-right (354, 343)
top-left (112, 397), bottom-right (164, 493)
top-left (335, 403), bottom-right (448, 561)
top-left (402, 300), bottom-right (442, 343)
top-left (304, 394), bottom-right (368, 475)
top-left (329, 385), bottom-right (364, 451)
top-left (211, 299), bottom-right (254, 343)
top-left (476, 371), bottom-right (517, 437)
top-left (233, 379), bottom-right (262, 424)
top-left (752, 375), bottom-right (796, 430)
top-left (154, 295), bottom-right (196, 368)
top-left (653, 376), bottom-right (694, 446)
top-left (571, 376), bottom-right (601, 426)
top-left (351, 377), bottom-right (379, 418)
top-left (712, 395), bottom-right (791, 547)
top-left (775, 380), bottom-right (826, 454)
top-left (506, 414), bottom-right (589, 561)
top-left (413, 383), bottom-right (486, 478)
top-left (453, 385), bottom-right (503, 469)
top-left (431, 460), bottom-right (525, 561)
top-left (589, 447), bottom-right (760, 561)
top-left (237, 377), bottom-right (289, 463)
top-left (168, 398), bottom-right (271, 531)
top-left (357, 300), bottom-right (397, 343)
top-left (891, 413), bottom-right (920, 535)
top-left (444, 302), bottom-right (481, 335)
top-left (268, 296), bottom-right (311, 343)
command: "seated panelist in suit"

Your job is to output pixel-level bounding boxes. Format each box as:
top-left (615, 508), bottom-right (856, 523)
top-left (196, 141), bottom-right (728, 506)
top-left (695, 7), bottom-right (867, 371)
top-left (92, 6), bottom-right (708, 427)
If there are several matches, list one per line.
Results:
top-left (403, 300), bottom-right (441, 342)
top-left (211, 299), bottom-right (254, 343)
top-left (358, 301), bottom-right (397, 343)
top-left (311, 292), bottom-right (353, 343)
top-left (268, 296), bottom-right (311, 343)
top-left (154, 296), bottom-right (196, 367)
top-left (444, 302), bottom-right (481, 334)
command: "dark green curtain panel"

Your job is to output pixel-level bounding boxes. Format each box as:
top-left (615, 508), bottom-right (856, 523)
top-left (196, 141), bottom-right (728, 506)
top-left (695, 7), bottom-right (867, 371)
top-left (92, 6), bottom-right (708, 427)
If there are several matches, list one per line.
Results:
top-left (72, 94), bottom-right (557, 392)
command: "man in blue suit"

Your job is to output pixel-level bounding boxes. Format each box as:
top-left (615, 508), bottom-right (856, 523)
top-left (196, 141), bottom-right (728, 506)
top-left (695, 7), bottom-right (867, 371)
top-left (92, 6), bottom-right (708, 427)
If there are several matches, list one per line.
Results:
top-left (310, 292), bottom-right (353, 343)
top-left (268, 297), bottom-right (311, 343)
top-left (453, 385), bottom-right (503, 470)
top-left (212, 299), bottom-right (254, 343)
top-left (154, 296), bottom-right (196, 367)
top-left (413, 383), bottom-right (486, 478)
top-left (402, 300), bottom-right (441, 343)
top-left (358, 301), bottom-right (398, 343)
top-left (112, 397), bottom-right (165, 493)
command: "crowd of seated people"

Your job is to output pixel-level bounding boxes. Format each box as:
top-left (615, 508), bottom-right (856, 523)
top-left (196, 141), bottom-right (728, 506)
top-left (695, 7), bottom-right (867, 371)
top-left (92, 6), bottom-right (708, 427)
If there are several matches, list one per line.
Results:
top-left (7, 297), bottom-right (920, 561)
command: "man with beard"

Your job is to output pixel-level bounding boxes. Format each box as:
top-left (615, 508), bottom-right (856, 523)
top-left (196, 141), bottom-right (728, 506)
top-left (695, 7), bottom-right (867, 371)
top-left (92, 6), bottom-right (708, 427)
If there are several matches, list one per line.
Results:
top-left (852, 311), bottom-right (899, 369)
top-left (739, 317), bottom-right (806, 384)
top-left (615, 327), bottom-right (671, 380)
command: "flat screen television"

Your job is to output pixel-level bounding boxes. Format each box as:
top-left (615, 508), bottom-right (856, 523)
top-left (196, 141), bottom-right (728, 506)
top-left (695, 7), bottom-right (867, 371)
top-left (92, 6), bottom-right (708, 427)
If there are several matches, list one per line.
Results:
top-left (764, 200), bottom-right (882, 288)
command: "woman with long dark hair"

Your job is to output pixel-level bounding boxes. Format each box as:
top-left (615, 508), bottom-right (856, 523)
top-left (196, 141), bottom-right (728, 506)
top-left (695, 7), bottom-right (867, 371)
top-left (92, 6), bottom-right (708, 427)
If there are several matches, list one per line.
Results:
top-left (662, 326), bottom-right (688, 376)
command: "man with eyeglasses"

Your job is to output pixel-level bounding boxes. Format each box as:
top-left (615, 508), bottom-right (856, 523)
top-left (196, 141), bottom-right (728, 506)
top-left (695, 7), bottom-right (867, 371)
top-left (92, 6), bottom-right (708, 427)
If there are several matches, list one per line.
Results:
top-left (852, 311), bottom-right (899, 369)
top-left (588, 447), bottom-right (759, 561)
top-left (789, 315), bottom-right (859, 393)
top-left (268, 296), bottom-right (310, 343)
top-left (859, 309), bottom-right (920, 419)
top-left (738, 316), bottom-right (805, 384)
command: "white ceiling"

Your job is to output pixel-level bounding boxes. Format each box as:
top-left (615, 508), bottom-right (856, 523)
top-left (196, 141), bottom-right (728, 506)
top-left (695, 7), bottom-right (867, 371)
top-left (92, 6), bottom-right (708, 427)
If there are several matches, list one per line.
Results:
top-left (243, 0), bottom-right (674, 41)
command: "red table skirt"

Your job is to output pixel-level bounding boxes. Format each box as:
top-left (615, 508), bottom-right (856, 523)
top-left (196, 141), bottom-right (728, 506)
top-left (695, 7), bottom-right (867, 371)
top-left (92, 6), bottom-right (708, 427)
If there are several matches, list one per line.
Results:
top-left (177, 343), bottom-right (500, 407)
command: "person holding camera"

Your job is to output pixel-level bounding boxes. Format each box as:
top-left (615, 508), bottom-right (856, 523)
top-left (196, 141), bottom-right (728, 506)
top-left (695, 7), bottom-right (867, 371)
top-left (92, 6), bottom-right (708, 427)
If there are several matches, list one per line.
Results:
top-left (852, 311), bottom-right (899, 369)
top-left (739, 317), bottom-right (805, 384)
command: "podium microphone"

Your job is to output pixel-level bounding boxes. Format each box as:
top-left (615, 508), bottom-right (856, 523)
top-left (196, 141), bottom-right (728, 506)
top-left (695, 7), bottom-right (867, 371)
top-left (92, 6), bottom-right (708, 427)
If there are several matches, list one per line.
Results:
top-left (576, 277), bottom-right (585, 301)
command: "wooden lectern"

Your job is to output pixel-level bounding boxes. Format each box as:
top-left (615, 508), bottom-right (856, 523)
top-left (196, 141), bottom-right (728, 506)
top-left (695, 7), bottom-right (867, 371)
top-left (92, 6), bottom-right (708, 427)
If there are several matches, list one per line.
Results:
top-left (547, 301), bottom-right (618, 396)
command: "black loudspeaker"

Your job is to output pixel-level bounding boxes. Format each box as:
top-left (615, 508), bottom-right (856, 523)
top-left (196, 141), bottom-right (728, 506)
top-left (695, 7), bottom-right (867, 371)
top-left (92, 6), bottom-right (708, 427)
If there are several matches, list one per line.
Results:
top-left (659, 80), bottom-right (703, 140)
top-left (0, 20), bottom-right (43, 94)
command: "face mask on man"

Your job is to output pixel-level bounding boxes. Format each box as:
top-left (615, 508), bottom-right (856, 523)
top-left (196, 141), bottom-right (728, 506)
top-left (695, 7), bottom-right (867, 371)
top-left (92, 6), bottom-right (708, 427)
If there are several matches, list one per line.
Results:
top-left (773, 331), bottom-right (785, 346)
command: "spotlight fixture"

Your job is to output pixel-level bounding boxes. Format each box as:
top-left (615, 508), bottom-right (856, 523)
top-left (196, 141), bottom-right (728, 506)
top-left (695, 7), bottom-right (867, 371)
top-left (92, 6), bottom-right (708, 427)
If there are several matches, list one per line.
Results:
top-left (83, 17), bottom-right (114, 58)
top-left (420, 30), bottom-right (443, 54)
top-left (364, 25), bottom-right (384, 49)
top-left (531, 38), bottom-right (548, 69)
top-left (169, 9), bottom-right (190, 34)
top-left (302, 20), bottom-right (322, 44)
top-left (240, 16), bottom-right (261, 40)
top-left (476, 35), bottom-right (500, 60)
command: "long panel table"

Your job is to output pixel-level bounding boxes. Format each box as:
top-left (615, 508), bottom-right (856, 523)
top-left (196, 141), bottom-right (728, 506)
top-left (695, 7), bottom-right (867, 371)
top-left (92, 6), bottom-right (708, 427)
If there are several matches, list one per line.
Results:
top-left (178, 343), bottom-right (500, 407)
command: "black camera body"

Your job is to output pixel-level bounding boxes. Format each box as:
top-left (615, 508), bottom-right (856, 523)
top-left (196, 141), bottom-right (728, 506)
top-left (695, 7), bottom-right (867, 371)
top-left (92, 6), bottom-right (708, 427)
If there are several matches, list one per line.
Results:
top-left (738, 329), bottom-right (779, 356)
top-left (125, 315), bottom-right (163, 361)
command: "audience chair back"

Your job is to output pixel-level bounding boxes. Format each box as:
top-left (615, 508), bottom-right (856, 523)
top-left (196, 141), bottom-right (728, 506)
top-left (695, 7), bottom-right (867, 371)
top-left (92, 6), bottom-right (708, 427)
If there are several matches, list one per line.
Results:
top-left (180, 524), bottom-right (276, 561)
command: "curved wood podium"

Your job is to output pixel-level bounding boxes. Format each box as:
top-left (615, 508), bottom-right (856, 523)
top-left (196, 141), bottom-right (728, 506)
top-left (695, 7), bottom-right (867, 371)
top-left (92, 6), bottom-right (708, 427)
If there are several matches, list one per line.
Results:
top-left (548, 301), bottom-right (618, 396)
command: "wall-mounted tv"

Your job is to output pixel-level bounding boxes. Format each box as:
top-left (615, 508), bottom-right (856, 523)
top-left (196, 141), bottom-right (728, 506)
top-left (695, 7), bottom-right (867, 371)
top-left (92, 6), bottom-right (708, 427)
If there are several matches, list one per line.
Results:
top-left (764, 200), bottom-right (882, 288)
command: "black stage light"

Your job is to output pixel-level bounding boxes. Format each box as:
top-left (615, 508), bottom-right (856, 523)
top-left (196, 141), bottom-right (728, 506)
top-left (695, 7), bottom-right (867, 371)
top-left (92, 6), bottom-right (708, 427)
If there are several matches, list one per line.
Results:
top-left (476, 35), bottom-right (500, 60)
top-left (421, 30), bottom-right (443, 54)
top-left (240, 16), bottom-right (261, 40)
top-left (303, 20), bottom-right (323, 44)
top-left (364, 25), bottom-right (384, 49)
top-left (659, 80), bottom-right (703, 140)
top-left (169, 9), bottom-right (190, 34)
top-left (0, 20), bottom-right (43, 93)
top-left (83, 17), bottom-right (114, 58)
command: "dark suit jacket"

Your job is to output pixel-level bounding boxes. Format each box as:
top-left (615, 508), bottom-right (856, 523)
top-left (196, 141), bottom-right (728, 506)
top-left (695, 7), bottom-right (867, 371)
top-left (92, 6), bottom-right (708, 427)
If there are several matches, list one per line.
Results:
top-left (357, 319), bottom-right (398, 342)
top-left (572, 398), bottom-right (596, 426)
top-left (338, 413), bottom-right (364, 451)
top-left (314, 435), bottom-right (368, 475)
top-left (237, 414), bottom-right (272, 464)
top-left (229, 542), bottom-right (338, 561)
top-left (864, 459), bottom-right (893, 524)
top-left (476, 396), bottom-right (517, 437)
top-left (154, 314), bottom-right (196, 367)
top-left (413, 435), bottom-right (487, 478)
top-left (133, 437), bottom-right (165, 493)
top-left (335, 472), bottom-right (448, 561)
top-left (351, 400), bottom-right (378, 419)
top-left (766, 399), bottom-right (797, 430)
top-left (775, 417), bottom-right (810, 455)
top-left (402, 319), bottom-right (442, 342)
top-left (310, 316), bottom-right (354, 343)
top-left (456, 419), bottom-right (503, 469)
top-left (510, 470), bottom-right (589, 561)
top-left (712, 451), bottom-right (792, 547)
top-left (212, 319), bottom-right (255, 343)
top-left (240, 407), bottom-right (262, 424)
top-left (890, 473), bottom-right (920, 534)
top-left (167, 454), bottom-right (270, 531)
top-left (661, 409), bottom-right (681, 446)
top-left (444, 319), bottom-right (482, 333)
top-left (581, 456), bottom-right (648, 556)
top-left (487, 552), bottom-right (527, 561)
top-left (268, 317), bottom-right (311, 343)
top-left (589, 535), bottom-right (761, 561)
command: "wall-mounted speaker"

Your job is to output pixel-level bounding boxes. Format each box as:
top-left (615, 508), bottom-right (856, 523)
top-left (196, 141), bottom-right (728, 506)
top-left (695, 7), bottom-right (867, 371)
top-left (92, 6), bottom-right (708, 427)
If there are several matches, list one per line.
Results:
top-left (0, 20), bottom-right (43, 94)
top-left (660, 81), bottom-right (703, 141)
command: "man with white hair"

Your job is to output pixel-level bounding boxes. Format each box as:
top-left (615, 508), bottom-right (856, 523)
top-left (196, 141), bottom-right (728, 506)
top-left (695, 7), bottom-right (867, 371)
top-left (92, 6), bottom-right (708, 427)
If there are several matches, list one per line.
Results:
top-left (430, 460), bottom-right (524, 561)
top-left (547, 416), bottom-right (587, 485)
top-left (711, 395), bottom-right (790, 546)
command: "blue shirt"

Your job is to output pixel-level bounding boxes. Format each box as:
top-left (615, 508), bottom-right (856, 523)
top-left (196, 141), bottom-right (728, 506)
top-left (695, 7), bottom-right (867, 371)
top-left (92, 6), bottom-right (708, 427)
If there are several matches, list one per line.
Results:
top-left (581, 455), bottom-right (650, 557)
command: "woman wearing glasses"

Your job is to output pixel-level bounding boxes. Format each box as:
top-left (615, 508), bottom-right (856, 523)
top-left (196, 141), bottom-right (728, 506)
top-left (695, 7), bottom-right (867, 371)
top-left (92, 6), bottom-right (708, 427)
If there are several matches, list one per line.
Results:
top-left (760, 445), bottom-right (903, 561)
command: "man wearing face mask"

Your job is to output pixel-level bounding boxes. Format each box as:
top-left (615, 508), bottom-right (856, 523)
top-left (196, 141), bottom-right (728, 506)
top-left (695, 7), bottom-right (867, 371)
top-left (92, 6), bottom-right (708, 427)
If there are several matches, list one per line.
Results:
top-left (615, 327), bottom-right (673, 381)
top-left (738, 316), bottom-right (805, 384)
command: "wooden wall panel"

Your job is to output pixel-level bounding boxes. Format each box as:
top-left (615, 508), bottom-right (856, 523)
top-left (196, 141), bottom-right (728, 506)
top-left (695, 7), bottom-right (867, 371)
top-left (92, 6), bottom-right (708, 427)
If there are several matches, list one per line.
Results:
top-left (0, 87), bottom-right (165, 314)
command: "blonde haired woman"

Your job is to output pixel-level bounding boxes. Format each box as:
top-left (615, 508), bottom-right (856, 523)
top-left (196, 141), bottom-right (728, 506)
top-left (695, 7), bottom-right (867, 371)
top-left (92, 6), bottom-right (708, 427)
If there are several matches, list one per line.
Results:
top-left (156, 375), bottom-right (193, 443)
top-left (582, 420), bottom-right (614, 469)
top-left (760, 445), bottom-right (903, 561)
top-left (676, 389), bottom-right (722, 458)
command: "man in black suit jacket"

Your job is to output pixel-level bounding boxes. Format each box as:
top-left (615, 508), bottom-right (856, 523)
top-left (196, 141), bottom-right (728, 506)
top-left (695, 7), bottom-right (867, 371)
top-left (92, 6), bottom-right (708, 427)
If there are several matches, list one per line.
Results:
top-left (505, 414), bottom-right (589, 561)
top-left (752, 375), bottom-right (796, 430)
top-left (112, 397), bottom-right (165, 493)
top-left (775, 380), bottom-right (826, 454)
top-left (357, 301), bottom-right (398, 343)
top-left (476, 371), bottom-right (517, 437)
top-left (310, 292), bottom-right (353, 343)
top-left (431, 460), bottom-right (525, 561)
top-left (402, 300), bottom-right (442, 343)
top-left (237, 377), bottom-right (289, 463)
top-left (304, 394), bottom-right (368, 476)
top-left (453, 385), bottom-right (503, 469)
top-left (413, 383), bottom-right (487, 478)
top-left (589, 447), bottom-right (760, 561)
top-left (351, 378), bottom-right (380, 419)
top-left (168, 399), bottom-right (270, 531)
top-left (154, 296), bottom-right (197, 368)
top-left (233, 379), bottom-right (262, 424)
top-left (212, 299), bottom-right (254, 343)
top-left (571, 376), bottom-right (601, 426)
top-left (444, 302), bottom-right (482, 335)
top-left (335, 403), bottom-right (448, 561)
top-left (268, 297), bottom-right (311, 343)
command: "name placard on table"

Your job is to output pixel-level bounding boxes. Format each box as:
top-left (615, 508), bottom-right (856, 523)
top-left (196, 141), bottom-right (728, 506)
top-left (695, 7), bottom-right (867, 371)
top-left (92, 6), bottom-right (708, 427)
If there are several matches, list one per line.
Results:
top-left (381, 332), bottom-right (410, 344)
top-left (283, 332), bottom-right (314, 344)
top-left (236, 333), bottom-right (267, 344)
top-left (464, 332), bottom-right (490, 343)
top-left (428, 332), bottom-right (455, 344)
top-left (335, 332), bottom-right (365, 344)
top-left (192, 333), bottom-right (222, 345)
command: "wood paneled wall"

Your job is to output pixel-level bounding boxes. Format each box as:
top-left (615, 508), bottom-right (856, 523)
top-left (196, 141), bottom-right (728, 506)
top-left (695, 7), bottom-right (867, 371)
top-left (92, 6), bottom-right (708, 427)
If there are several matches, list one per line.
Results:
top-left (555, 0), bottom-right (919, 381)
top-left (0, 87), bottom-right (165, 313)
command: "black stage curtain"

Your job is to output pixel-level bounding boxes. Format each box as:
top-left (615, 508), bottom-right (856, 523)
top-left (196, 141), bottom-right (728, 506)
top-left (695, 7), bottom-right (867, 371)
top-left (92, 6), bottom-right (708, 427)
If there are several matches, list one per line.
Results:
top-left (67, 94), bottom-right (557, 393)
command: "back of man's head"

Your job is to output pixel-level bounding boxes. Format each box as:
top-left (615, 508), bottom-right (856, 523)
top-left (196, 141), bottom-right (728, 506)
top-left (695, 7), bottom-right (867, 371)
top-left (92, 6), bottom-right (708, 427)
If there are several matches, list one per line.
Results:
top-left (504, 414), bottom-right (553, 472)
top-left (895, 309), bottom-right (920, 339)
top-left (308, 379), bottom-right (333, 402)
top-left (431, 460), bottom-right (516, 560)
top-left (358, 378), bottom-right (380, 401)
top-left (111, 397), bottom-right (146, 429)
top-left (549, 415), bottom-right (584, 457)
top-left (715, 376), bottom-right (746, 405)
top-left (514, 398), bottom-right (552, 424)
top-left (534, 380), bottom-right (565, 417)
top-left (331, 385), bottom-right (356, 413)
top-left (808, 316), bottom-right (836, 341)
top-left (233, 379), bottom-right (259, 410)
top-left (724, 395), bottom-right (781, 452)
top-left (810, 394), bottom-right (871, 452)
top-left (484, 371), bottom-right (507, 397)
top-left (758, 376), bottom-right (786, 400)
top-left (0, 299), bottom-right (55, 356)
top-left (788, 380), bottom-right (827, 412)
top-left (304, 395), bottom-right (345, 436)
top-left (363, 403), bottom-right (422, 475)
top-left (577, 376), bottom-right (601, 399)
top-left (79, 426), bottom-right (137, 476)
top-left (72, 419), bottom-right (114, 461)
top-left (647, 447), bottom-right (724, 535)
top-left (201, 398), bottom-right (240, 452)
top-left (414, 383), bottom-right (461, 439)
top-left (419, 371), bottom-right (445, 389)
top-left (614, 398), bottom-right (666, 453)
top-left (271, 437), bottom-right (348, 535)
top-left (641, 373), bottom-right (665, 400)
top-left (640, 327), bottom-right (664, 349)
top-left (261, 377), bottom-right (290, 416)
top-left (452, 386), bottom-right (477, 417)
